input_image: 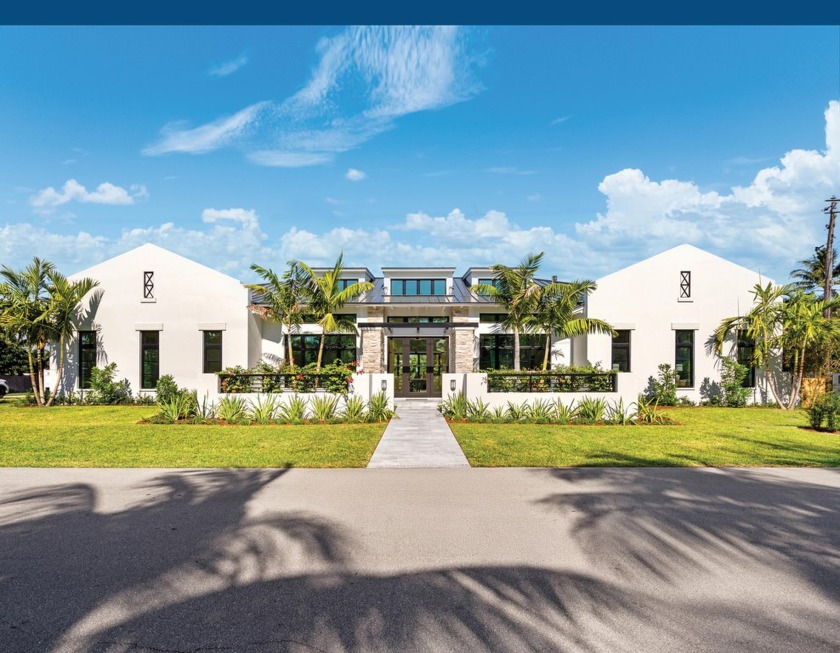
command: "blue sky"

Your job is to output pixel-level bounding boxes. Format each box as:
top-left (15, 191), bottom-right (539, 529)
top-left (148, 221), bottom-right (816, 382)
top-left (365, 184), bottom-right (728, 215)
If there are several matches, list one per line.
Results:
top-left (1, 25), bottom-right (838, 283)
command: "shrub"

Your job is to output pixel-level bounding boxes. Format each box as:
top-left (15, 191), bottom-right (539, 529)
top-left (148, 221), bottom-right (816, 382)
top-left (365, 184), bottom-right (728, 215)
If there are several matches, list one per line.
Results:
top-left (88, 363), bottom-right (133, 405)
top-left (605, 397), bottom-right (631, 425)
top-left (342, 395), bottom-right (367, 422)
top-left (159, 393), bottom-right (195, 422)
top-left (808, 392), bottom-right (840, 432)
top-left (529, 399), bottom-right (554, 422)
top-left (217, 395), bottom-right (248, 422)
top-left (648, 364), bottom-right (678, 406)
top-left (467, 397), bottom-right (491, 421)
top-left (438, 393), bottom-right (469, 420)
top-left (504, 401), bottom-right (531, 421)
top-left (218, 366), bottom-right (253, 393)
top-left (719, 357), bottom-right (751, 407)
top-left (311, 394), bottom-right (341, 422)
top-left (552, 398), bottom-right (577, 423)
top-left (577, 396), bottom-right (607, 423)
top-left (278, 395), bottom-right (308, 423)
top-left (155, 374), bottom-right (180, 405)
top-left (249, 394), bottom-right (280, 423)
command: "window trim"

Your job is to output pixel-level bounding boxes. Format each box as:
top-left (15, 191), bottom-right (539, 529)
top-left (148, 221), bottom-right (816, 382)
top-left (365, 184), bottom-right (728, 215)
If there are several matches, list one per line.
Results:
top-left (391, 278), bottom-right (447, 296)
top-left (479, 334), bottom-right (544, 370)
top-left (202, 330), bottom-right (223, 374)
top-left (611, 330), bottom-right (631, 372)
top-left (737, 329), bottom-right (756, 388)
top-left (288, 334), bottom-right (357, 367)
top-left (140, 330), bottom-right (160, 390)
top-left (78, 330), bottom-right (96, 390)
top-left (675, 329), bottom-right (694, 388)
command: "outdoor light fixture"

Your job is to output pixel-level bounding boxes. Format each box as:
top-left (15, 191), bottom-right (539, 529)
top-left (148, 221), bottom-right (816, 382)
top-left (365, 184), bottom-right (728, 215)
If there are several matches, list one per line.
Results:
top-left (450, 379), bottom-right (456, 391)
top-left (381, 379), bottom-right (387, 392)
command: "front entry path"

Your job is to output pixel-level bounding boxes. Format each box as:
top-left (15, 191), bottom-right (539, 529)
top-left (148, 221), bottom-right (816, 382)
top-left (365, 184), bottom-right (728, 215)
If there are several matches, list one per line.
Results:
top-left (367, 399), bottom-right (470, 468)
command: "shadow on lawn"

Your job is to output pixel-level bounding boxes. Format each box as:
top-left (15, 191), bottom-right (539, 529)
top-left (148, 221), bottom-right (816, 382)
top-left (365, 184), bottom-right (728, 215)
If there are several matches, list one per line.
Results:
top-left (1, 467), bottom-right (839, 652)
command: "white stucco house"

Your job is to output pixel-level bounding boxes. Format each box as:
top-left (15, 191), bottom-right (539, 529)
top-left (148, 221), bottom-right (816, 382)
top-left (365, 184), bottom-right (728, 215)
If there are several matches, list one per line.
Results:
top-left (56, 242), bottom-right (772, 405)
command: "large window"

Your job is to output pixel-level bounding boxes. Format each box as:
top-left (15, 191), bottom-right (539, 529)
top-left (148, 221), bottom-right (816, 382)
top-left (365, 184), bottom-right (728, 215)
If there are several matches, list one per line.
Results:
top-left (737, 330), bottom-right (756, 388)
top-left (611, 330), bottom-right (631, 372)
top-left (337, 279), bottom-right (358, 291)
top-left (289, 334), bottom-right (356, 367)
top-left (78, 331), bottom-right (96, 389)
top-left (387, 316), bottom-right (448, 323)
top-left (675, 330), bottom-right (694, 388)
top-left (391, 279), bottom-right (446, 296)
top-left (480, 334), bottom-right (544, 370)
top-left (140, 331), bottom-right (159, 390)
top-left (479, 313), bottom-right (508, 323)
top-left (203, 331), bottom-right (223, 374)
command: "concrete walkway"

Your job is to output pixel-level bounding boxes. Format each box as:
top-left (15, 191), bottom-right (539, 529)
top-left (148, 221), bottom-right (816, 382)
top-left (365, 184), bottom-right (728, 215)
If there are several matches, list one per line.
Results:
top-left (367, 398), bottom-right (470, 468)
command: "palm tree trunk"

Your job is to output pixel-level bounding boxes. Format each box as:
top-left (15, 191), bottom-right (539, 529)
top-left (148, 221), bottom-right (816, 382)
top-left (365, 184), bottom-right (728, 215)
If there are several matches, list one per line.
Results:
top-left (36, 346), bottom-right (46, 405)
top-left (513, 326), bottom-right (521, 372)
top-left (317, 333), bottom-right (325, 371)
top-left (45, 335), bottom-right (65, 407)
top-left (285, 321), bottom-right (295, 367)
top-left (788, 350), bottom-right (806, 410)
top-left (26, 348), bottom-right (41, 407)
top-left (542, 333), bottom-right (551, 371)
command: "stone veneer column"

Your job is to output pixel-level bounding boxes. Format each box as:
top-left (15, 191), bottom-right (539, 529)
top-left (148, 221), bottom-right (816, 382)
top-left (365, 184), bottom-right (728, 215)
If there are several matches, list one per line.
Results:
top-left (451, 308), bottom-right (476, 373)
top-left (361, 307), bottom-right (385, 373)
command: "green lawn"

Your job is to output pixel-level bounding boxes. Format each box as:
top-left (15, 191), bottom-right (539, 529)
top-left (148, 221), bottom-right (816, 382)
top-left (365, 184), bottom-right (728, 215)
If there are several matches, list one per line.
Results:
top-left (0, 401), bottom-right (386, 467)
top-left (449, 407), bottom-right (840, 467)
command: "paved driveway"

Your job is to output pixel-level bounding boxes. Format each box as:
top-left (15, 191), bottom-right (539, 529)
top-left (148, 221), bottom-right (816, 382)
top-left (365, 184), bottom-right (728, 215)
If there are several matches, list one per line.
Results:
top-left (1, 467), bottom-right (839, 652)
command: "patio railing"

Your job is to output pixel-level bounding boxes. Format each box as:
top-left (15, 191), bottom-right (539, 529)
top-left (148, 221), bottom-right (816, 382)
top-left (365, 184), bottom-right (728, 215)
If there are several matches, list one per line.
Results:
top-left (486, 372), bottom-right (617, 393)
top-left (218, 372), bottom-right (351, 394)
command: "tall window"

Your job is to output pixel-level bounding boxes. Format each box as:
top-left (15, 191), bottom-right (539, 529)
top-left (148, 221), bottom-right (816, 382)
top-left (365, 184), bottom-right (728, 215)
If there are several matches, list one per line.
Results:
top-left (140, 331), bottom-right (159, 389)
top-left (675, 330), bottom-right (694, 387)
top-left (391, 279), bottom-right (446, 296)
top-left (479, 334), bottom-right (543, 370)
top-left (737, 330), bottom-right (756, 388)
top-left (289, 334), bottom-right (356, 367)
top-left (203, 331), bottom-right (223, 373)
top-left (611, 330), bottom-right (631, 372)
top-left (78, 331), bottom-right (96, 389)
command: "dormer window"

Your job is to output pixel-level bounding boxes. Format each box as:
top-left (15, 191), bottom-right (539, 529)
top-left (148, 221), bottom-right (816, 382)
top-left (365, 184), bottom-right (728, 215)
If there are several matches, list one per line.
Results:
top-left (337, 279), bottom-right (358, 291)
top-left (391, 279), bottom-right (446, 296)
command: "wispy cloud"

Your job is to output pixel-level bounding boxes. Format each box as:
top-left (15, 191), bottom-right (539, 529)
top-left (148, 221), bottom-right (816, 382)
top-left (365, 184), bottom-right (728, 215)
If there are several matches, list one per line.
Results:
top-left (550, 116), bottom-right (570, 125)
top-left (209, 53), bottom-right (249, 77)
top-left (30, 179), bottom-right (148, 215)
top-left (143, 27), bottom-right (482, 166)
top-left (345, 168), bottom-right (366, 181)
top-left (527, 193), bottom-right (542, 202)
top-left (484, 167), bottom-right (537, 175)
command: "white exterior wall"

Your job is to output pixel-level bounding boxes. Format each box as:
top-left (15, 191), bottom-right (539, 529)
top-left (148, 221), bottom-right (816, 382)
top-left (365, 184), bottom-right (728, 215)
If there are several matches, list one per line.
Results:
top-left (64, 244), bottom-right (252, 397)
top-left (581, 244), bottom-right (771, 404)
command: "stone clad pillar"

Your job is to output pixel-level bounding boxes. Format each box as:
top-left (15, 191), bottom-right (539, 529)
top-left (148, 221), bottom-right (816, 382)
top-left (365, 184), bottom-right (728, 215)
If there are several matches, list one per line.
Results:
top-left (361, 307), bottom-right (385, 373)
top-left (451, 308), bottom-right (476, 373)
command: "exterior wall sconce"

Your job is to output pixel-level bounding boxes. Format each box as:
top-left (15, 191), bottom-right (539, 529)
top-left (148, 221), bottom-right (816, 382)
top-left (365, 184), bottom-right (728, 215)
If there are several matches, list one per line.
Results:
top-left (381, 379), bottom-right (387, 392)
top-left (450, 379), bottom-right (456, 391)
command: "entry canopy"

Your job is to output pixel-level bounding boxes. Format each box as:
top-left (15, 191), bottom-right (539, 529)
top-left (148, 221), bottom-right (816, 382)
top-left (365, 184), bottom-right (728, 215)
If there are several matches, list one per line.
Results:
top-left (360, 321), bottom-right (477, 337)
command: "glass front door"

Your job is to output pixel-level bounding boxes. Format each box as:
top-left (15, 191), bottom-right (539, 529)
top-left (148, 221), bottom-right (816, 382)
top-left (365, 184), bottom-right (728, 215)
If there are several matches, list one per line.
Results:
top-left (389, 337), bottom-right (448, 397)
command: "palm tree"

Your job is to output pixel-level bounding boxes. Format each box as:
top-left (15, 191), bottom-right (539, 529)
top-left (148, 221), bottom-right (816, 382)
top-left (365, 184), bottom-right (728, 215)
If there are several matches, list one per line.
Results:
top-left (39, 270), bottom-right (100, 407)
top-left (0, 258), bottom-right (55, 405)
top-left (714, 283), bottom-right (840, 409)
top-left (790, 246), bottom-right (840, 297)
top-left (245, 262), bottom-right (305, 367)
top-left (474, 253), bottom-right (545, 371)
top-left (295, 253), bottom-right (374, 371)
top-left (528, 280), bottom-right (616, 370)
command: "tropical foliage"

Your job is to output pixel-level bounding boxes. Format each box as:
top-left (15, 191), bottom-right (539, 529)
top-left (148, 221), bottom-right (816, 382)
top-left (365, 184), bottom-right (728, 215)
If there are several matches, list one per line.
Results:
top-left (790, 245), bottom-right (839, 297)
top-left (245, 262), bottom-right (305, 366)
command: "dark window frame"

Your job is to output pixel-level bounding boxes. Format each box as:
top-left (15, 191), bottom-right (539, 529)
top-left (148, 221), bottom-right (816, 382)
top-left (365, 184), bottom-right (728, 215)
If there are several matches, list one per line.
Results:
top-left (675, 330), bottom-right (694, 388)
top-left (337, 279), bottom-right (358, 291)
top-left (737, 330), bottom-right (756, 388)
top-left (203, 331), bottom-right (223, 374)
top-left (679, 271), bottom-right (691, 299)
top-left (288, 334), bottom-right (357, 367)
top-left (611, 330), bottom-right (631, 372)
top-left (479, 313), bottom-right (508, 323)
top-left (391, 278), bottom-right (447, 296)
top-left (143, 271), bottom-right (154, 299)
top-left (78, 330), bottom-right (96, 389)
top-left (140, 331), bottom-right (160, 390)
top-left (479, 334), bottom-right (544, 370)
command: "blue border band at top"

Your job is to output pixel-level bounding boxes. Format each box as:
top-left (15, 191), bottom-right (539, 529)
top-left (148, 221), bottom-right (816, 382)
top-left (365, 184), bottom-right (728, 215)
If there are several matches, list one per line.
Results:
top-left (2, 1), bottom-right (840, 26)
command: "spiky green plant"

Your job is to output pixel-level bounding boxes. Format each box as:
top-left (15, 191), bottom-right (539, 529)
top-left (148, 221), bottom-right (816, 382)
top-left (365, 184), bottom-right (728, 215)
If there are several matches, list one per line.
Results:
top-left (491, 405), bottom-right (507, 422)
top-left (552, 398), bottom-right (578, 423)
top-left (217, 395), bottom-right (248, 422)
top-left (605, 397), bottom-right (631, 425)
top-left (505, 400), bottom-right (531, 421)
top-left (311, 394), bottom-right (341, 422)
top-left (278, 395), bottom-right (308, 423)
top-left (466, 397), bottom-right (491, 421)
top-left (249, 394), bottom-right (280, 423)
top-left (158, 393), bottom-right (195, 423)
top-left (342, 394), bottom-right (367, 422)
top-left (577, 396), bottom-right (607, 423)
top-left (367, 392), bottom-right (394, 422)
top-left (529, 398), bottom-right (553, 422)
top-left (438, 392), bottom-right (468, 420)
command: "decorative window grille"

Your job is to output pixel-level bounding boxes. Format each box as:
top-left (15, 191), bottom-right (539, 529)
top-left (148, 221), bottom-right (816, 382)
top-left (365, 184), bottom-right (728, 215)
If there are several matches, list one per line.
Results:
top-left (679, 271), bottom-right (691, 299)
top-left (143, 271), bottom-right (154, 299)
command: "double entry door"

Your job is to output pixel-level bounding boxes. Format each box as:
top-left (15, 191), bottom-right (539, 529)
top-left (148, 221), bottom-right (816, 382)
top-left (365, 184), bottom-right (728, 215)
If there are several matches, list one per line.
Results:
top-left (389, 337), bottom-right (448, 397)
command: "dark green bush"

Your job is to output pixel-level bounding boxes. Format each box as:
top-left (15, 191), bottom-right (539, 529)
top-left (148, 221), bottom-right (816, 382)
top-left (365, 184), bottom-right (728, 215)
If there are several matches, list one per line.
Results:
top-left (808, 392), bottom-right (840, 432)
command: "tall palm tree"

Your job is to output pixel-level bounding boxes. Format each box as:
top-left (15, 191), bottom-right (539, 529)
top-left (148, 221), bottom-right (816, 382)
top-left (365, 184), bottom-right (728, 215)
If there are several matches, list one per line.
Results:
top-left (245, 262), bottom-right (305, 367)
top-left (295, 254), bottom-right (374, 371)
top-left (528, 280), bottom-right (616, 370)
top-left (790, 245), bottom-right (840, 297)
top-left (474, 253), bottom-right (544, 371)
top-left (714, 282), bottom-right (840, 409)
top-left (39, 270), bottom-right (100, 406)
top-left (0, 258), bottom-right (55, 405)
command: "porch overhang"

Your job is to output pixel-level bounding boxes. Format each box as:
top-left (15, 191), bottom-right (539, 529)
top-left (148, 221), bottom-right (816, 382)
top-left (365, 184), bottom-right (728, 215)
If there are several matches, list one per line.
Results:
top-left (359, 322), bottom-right (477, 337)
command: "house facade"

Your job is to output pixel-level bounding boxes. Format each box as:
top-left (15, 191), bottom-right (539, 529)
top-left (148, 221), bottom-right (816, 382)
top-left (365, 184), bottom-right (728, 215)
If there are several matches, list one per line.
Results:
top-left (59, 243), bottom-right (771, 404)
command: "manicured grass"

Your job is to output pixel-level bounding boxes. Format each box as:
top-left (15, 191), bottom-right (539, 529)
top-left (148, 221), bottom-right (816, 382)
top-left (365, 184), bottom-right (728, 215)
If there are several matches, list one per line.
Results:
top-left (0, 401), bottom-right (386, 467)
top-left (449, 407), bottom-right (840, 467)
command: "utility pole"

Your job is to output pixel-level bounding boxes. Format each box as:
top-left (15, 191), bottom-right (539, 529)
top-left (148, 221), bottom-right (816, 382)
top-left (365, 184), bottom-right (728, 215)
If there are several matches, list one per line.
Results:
top-left (824, 196), bottom-right (837, 318)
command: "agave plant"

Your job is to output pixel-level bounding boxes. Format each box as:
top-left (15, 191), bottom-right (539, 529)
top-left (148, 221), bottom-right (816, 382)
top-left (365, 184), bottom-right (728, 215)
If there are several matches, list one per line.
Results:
top-left (491, 405), bottom-right (507, 422)
top-left (311, 394), bottom-right (341, 422)
top-left (368, 392), bottom-right (395, 422)
top-left (437, 392), bottom-right (468, 420)
top-left (577, 396), bottom-right (607, 423)
top-left (278, 395), bottom-right (308, 423)
top-left (217, 395), bottom-right (249, 422)
top-left (552, 398), bottom-right (578, 423)
top-left (530, 398), bottom-right (554, 422)
top-left (158, 393), bottom-right (195, 423)
top-left (605, 397), bottom-right (631, 425)
top-left (249, 394), bottom-right (280, 423)
top-left (466, 397), bottom-right (491, 421)
top-left (505, 400), bottom-right (531, 421)
top-left (633, 394), bottom-right (668, 425)
top-left (342, 395), bottom-right (367, 422)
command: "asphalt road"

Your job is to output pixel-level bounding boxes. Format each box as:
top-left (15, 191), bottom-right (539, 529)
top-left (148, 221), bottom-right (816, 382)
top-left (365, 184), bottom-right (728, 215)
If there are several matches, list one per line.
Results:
top-left (1, 467), bottom-right (839, 652)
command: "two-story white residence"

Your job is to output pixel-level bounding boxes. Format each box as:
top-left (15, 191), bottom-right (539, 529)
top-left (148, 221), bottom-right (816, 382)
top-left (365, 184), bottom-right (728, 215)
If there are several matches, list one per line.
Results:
top-left (59, 242), bottom-right (772, 404)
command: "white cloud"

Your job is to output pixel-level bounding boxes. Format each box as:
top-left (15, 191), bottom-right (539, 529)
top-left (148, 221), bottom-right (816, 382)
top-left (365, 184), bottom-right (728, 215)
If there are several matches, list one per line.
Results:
top-left (143, 27), bottom-right (481, 167)
top-left (30, 179), bottom-right (148, 214)
top-left (550, 116), bottom-right (570, 125)
top-left (484, 167), bottom-right (537, 175)
top-left (201, 208), bottom-right (259, 229)
top-left (143, 102), bottom-right (270, 156)
top-left (345, 168), bottom-right (366, 181)
top-left (209, 53), bottom-right (249, 77)
top-left (527, 193), bottom-right (542, 202)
